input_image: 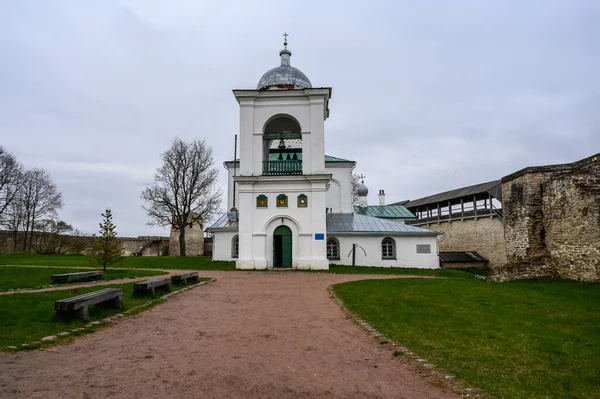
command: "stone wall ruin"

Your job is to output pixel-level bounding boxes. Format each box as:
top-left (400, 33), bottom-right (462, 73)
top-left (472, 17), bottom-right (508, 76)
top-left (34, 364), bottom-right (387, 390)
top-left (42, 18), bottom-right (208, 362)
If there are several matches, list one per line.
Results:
top-left (169, 220), bottom-right (205, 257)
top-left (492, 153), bottom-right (599, 282)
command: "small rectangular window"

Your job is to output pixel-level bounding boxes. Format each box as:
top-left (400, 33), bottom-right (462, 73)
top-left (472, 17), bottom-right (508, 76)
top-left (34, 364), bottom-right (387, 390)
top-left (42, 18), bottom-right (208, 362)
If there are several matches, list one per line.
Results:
top-left (297, 194), bottom-right (308, 207)
top-left (277, 194), bottom-right (288, 207)
top-left (416, 244), bottom-right (431, 253)
top-left (257, 195), bottom-right (268, 208)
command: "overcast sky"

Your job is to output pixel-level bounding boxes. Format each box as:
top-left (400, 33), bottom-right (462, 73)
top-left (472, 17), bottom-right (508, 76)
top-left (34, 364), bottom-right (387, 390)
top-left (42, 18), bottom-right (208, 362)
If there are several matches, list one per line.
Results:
top-left (1, 0), bottom-right (598, 237)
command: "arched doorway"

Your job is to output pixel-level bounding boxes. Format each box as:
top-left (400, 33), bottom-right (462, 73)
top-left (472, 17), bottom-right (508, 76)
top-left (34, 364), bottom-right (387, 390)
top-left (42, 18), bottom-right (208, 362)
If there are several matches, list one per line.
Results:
top-left (273, 225), bottom-right (292, 268)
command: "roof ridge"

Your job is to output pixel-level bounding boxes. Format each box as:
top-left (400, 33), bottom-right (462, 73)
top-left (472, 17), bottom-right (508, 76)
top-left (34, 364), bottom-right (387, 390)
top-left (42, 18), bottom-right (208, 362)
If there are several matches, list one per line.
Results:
top-left (397, 180), bottom-right (502, 208)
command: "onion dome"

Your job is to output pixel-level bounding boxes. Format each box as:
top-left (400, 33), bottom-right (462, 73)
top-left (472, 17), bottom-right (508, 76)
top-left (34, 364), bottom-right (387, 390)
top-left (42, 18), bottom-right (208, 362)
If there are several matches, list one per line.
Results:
top-left (257, 34), bottom-right (312, 90)
top-left (356, 174), bottom-right (368, 197)
top-left (357, 183), bottom-right (369, 197)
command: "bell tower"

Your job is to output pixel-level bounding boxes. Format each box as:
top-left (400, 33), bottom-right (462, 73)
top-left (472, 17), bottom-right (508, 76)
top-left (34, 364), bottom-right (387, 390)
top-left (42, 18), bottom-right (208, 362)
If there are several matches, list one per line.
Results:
top-left (232, 35), bottom-right (332, 270)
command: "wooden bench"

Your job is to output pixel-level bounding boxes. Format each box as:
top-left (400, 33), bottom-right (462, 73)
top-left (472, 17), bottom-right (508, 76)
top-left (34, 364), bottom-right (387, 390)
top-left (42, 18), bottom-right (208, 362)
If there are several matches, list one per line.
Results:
top-left (50, 271), bottom-right (104, 284)
top-left (133, 277), bottom-right (171, 295)
top-left (171, 272), bottom-right (200, 285)
top-left (55, 288), bottom-right (123, 321)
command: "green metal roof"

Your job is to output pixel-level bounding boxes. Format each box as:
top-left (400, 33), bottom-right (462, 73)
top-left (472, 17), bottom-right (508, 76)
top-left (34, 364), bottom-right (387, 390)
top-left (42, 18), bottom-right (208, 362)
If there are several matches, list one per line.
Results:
top-left (325, 155), bottom-right (354, 163)
top-left (327, 213), bottom-right (437, 235)
top-left (353, 205), bottom-right (416, 219)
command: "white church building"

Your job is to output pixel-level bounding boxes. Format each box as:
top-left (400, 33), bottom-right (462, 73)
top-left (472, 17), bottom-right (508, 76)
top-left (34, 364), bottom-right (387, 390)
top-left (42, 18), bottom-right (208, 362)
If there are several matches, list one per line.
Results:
top-left (207, 38), bottom-right (440, 270)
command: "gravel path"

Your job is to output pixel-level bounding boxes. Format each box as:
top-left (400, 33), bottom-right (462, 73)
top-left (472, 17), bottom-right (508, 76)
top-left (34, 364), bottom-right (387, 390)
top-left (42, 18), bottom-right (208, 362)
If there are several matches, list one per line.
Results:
top-left (0, 271), bottom-right (460, 399)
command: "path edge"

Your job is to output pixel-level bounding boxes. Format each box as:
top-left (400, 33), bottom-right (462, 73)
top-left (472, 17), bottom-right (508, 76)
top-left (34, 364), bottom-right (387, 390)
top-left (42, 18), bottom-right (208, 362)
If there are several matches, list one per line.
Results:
top-left (4, 278), bottom-right (218, 353)
top-left (327, 283), bottom-right (489, 399)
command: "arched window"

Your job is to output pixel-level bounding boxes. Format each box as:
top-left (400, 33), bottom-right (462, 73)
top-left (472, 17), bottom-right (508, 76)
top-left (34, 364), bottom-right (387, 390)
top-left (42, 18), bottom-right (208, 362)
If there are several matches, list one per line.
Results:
top-left (381, 237), bottom-right (396, 260)
top-left (327, 237), bottom-right (340, 260)
top-left (231, 235), bottom-right (239, 258)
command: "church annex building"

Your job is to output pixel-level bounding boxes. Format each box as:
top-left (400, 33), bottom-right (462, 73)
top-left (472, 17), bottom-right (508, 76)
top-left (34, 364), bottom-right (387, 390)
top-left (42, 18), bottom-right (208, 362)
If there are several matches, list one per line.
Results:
top-left (206, 38), bottom-right (439, 270)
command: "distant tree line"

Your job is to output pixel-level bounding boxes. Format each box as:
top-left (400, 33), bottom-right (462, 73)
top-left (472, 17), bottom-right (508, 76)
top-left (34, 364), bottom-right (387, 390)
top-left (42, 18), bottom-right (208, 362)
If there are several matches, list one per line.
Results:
top-left (0, 146), bottom-right (89, 254)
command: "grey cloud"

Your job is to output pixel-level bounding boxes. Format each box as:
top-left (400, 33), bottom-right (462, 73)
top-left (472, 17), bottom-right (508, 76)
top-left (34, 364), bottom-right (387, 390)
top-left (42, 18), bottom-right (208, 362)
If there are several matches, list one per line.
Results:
top-left (1, 0), bottom-right (598, 235)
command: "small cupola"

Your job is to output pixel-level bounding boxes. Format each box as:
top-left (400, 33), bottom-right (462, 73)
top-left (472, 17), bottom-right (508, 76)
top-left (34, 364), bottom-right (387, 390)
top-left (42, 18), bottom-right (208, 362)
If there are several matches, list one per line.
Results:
top-left (257, 33), bottom-right (312, 90)
top-left (357, 175), bottom-right (368, 208)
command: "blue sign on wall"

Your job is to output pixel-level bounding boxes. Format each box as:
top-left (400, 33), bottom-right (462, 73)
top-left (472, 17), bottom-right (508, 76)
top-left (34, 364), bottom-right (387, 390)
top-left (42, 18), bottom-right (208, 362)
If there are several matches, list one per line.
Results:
top-left (315, 233), bottom-right (325, 240)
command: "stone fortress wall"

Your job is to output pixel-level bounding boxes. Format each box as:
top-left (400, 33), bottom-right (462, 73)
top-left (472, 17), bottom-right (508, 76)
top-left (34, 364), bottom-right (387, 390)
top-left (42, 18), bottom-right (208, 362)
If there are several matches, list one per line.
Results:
top-left (492, 153), bottom-right (599, 282)
top-left (119, 236), bottom-right (169, 257)
top-left (426, 218), bottom-right (506, 268)
top-left (0, 232), bottom-right (207, 258)
top-left (406, 153), bottom-right (598, 282)
top-left (168, 221), bottom-right (205, 257)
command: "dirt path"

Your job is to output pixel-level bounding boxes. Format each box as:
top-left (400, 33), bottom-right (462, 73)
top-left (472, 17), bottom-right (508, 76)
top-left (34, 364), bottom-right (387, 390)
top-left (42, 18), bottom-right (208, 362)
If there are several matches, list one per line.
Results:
top-left (0, 271), bottom-right (460, 399)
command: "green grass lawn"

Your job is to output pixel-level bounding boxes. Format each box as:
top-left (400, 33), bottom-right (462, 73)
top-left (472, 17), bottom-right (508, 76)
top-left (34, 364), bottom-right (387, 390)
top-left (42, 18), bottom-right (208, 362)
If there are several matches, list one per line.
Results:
top-left (334, 278), bottom-right (600, 399)
top-left (325, 265), bottom-right (484, 278)
top-left (0, 253), bottom-right (236, 270)
top-left (0, 253), bottom-right (486, 278)
top-left (0, 278), bottom-right (210, 349)
top-left (0, 266), bottom-right (166, 291)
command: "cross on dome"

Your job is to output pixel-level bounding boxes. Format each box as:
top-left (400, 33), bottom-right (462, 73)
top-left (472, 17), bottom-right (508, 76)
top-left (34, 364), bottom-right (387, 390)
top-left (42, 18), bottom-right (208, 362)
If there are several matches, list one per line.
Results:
top-left (256, 32), bottom-right (312, 90)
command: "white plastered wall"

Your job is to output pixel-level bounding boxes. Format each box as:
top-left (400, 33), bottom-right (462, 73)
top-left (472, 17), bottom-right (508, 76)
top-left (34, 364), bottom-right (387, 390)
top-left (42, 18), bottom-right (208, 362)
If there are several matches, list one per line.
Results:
top-left (233, 88), bottom-right (331, 270)
top-left (325, 164), bottom-right (354, 213)
top-left (228, 162), bottom-right (354, 213)
top-left (236, 177), bottom-right (329, 270)
top-left (212, 231), bottom-right (238, 261)
top-left (328, 235), bottom-right (440, 268)
top-left (235, 89), bottom-right (329, 178)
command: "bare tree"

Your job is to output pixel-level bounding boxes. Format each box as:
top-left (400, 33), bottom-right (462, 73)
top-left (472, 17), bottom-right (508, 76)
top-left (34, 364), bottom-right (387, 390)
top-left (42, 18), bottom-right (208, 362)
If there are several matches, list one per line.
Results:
top-left (141, 138), bottom-right (222, 256)
top-left (19, 168), bottom-right (63, 252)
top-left (66, 229), bottom-right (95, 254)
top-left (0, 146), bottom-right (23, 224)
top-left (4, 194), bottom-right (26, 251)
top-left (33, 219), bottom-right (74, 254)
top-left (351, 173), bottom-right (361, 204)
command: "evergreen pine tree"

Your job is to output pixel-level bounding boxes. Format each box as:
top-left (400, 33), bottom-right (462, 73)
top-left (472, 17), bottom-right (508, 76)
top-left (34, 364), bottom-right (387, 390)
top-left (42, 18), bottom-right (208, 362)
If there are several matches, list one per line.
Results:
top-left (88, 208), bottom-right (124, 271)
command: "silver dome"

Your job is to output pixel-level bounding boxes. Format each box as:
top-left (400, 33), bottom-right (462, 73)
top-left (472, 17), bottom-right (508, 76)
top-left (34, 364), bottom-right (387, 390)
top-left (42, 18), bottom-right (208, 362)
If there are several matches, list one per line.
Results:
top-left (257, 47), bottom-right (312, 90)
top-left (357, 183), bottom-right (369, 197)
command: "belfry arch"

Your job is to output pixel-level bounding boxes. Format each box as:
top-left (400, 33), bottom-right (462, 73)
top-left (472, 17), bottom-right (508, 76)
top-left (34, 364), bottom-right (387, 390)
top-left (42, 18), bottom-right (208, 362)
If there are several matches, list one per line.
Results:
top-left (263, 113), bottom-right (302, 134)
top-left (262, 114), bottom-right (303, 175)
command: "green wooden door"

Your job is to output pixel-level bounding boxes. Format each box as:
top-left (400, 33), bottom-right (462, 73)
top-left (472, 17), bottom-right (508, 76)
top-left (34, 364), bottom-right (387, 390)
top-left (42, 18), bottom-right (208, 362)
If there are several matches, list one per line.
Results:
top-left (281, 234), bottom-right (292, 268)
top-left (274, 225), bottom-right (292, 268)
